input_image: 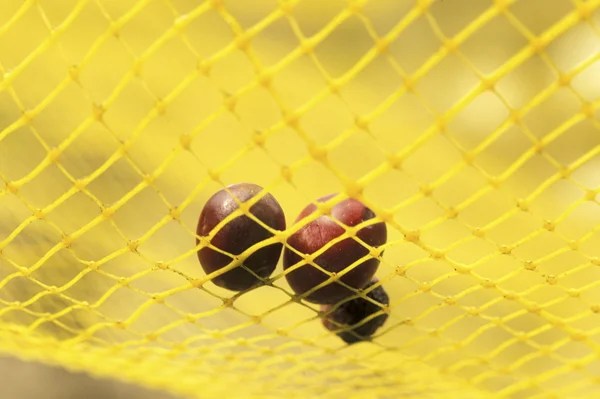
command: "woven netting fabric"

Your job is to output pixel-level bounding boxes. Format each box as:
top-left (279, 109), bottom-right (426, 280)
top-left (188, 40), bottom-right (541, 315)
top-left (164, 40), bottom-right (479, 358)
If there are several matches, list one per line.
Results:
top-left (2, 0), bottom-right (600, 398)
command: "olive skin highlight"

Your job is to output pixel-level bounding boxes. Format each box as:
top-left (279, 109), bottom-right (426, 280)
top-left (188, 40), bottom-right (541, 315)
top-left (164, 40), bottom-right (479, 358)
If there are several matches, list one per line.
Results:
top-left (283, 194), bottom-right (387, 304)
top-left (320, 278), bottom-right (389, 344)
top-left (196, 183), bottom-right (286, 291)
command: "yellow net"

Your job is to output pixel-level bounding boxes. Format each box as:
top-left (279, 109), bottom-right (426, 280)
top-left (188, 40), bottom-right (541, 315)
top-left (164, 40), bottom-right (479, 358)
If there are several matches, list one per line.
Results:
top-left (1, 0), bottom-right (600, 397)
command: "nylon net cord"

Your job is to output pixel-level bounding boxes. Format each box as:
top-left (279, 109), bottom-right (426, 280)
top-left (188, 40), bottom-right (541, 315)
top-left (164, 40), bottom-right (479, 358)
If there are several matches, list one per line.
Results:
top-left (1, 0), bottom-right (600, 398)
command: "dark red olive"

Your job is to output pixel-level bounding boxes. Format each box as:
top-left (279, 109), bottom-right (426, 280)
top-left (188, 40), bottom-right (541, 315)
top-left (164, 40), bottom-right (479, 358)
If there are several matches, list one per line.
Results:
top-left (283, 193), bottom-right (387, 304)
top-left (196, 183), bottom-right (286, 291)
top-left (320, 278), bottom-right (389, 344)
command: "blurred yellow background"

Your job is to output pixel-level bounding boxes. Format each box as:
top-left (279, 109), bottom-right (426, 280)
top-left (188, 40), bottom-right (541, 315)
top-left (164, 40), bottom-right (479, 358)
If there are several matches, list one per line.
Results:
top-left (0, 355), bottom-right (179, 399)
top-left (1, 0), bottom-right (600, 398)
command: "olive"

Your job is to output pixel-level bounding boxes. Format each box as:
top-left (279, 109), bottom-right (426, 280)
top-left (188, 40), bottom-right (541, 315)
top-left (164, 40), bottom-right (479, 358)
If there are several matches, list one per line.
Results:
top-left (196, 183), bottom-right (286, 291)
top-left (283, 194), bottom-right (387, 304)
top-left (320, 278), bottom-right (389, 344)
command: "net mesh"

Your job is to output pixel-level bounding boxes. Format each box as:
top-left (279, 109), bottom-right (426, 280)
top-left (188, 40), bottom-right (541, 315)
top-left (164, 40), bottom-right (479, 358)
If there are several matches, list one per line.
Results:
top-left (1, 0), bottom-right (600, 398)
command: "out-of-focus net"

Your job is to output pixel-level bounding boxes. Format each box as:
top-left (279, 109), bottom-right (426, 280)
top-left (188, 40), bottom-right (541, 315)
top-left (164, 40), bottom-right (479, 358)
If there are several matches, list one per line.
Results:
top-left (1, 0), bottom-right (600, 398)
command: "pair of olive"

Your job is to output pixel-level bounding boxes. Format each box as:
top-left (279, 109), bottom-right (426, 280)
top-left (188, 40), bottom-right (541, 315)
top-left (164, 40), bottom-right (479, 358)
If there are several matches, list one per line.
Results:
top-left (196, 183), bottom-right (389, 343)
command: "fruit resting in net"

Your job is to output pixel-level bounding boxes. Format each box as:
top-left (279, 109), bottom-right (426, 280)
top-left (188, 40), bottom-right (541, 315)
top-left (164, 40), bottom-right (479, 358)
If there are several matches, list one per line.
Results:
top-left (196, 183), bottom-right (286, 291)
top-left (283, 193), bottom-right (387, 304)
top-left (320, 278), bottom-right (390, 344)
